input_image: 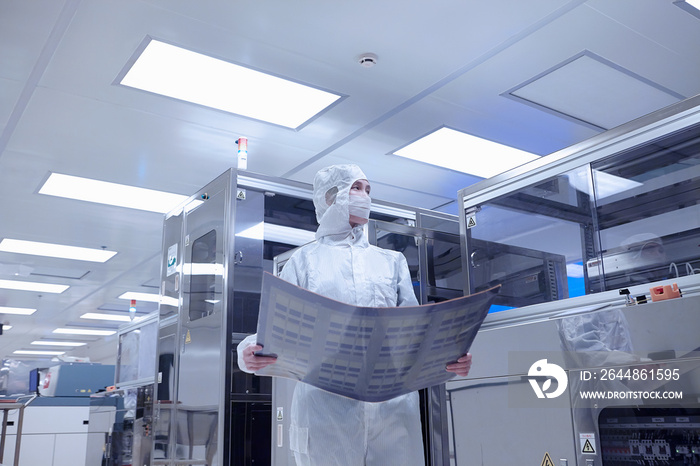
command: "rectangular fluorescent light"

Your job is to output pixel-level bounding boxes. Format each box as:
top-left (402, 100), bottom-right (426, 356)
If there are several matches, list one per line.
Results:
top-left (0, 238), bottom-right (117, 262)
top-left (0, 279), bottom-right (68, 294)
top-left (118, 291), bottom-right (160, 303)
top-left (237, 222), bottom-right (265, 241)
top-left (394, 127), bottom-right (539, 178)
top-left (53, 328), bottom-right (117, 336)
top-left (0, 306), bottom-right (37, 315)
top-left (14, 350), bottom-right (66, 356)
top-left (567, 169), bottom-right (643, 199)
top-left (264, 223), bottom-right (316, 246)
top-left (182, 263), bottom-right (225, 276)
top-left (675, 0), bottom-right (700, 18)
top-left (31, 340), bottom-right (86, 347)
top-left (81, 312), bottom-right (133, 323)
top-left (39, 173), bottom-right (189, 213)
top-left (238, 222), bottom-right (316, 246)
top-left (120, 39), bottom-right (341, 129)
top-left (160, 295), bottom-right (179, 307)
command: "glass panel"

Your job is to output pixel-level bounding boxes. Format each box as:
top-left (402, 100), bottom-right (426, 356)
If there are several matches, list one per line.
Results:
top-left (373, 222), bottom-right (464, 305)
top-left (116, 332), bottom-right (138, 384)
top-left (427, 236), bottom-right (464, 302)
top-left (116, 320), bottom-right (158, 385)
top-left (590, 123), bottom-right (700, 289)
top-left (419, 213), bottom-right (460, 234)
top-left (466, 165), bottom-right (598, 311)
top-left (374, 227), bottom-right (421, 301)
top-left (189, 229), bottom-right (217, 322)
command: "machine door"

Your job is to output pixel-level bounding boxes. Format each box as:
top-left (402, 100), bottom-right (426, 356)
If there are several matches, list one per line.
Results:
top-left (175, 178), bottom-right (229, 465)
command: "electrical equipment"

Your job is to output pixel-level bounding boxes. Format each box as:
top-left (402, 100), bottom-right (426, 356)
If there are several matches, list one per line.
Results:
top-left (599, 407), bottom-right (700, 465)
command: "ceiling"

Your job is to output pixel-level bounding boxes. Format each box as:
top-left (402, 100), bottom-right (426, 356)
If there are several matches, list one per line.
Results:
top-left (1, 0), bottom-right (699, 364)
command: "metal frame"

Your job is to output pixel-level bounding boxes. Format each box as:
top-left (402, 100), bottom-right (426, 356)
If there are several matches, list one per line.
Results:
top-left (459, 93), bottom-right (700, 208)
top-left (459, 94), bottom-right (700, 324)
top-left (0, 396), bottom-right (35, 466)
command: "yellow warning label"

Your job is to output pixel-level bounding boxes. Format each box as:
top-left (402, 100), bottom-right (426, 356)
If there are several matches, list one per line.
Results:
top-left (582, 439), bottom-right (595, 454)
top-left (580, 433), bottom-right (597, 454)
top-left (466, 216), bottom-right (477, 229)
top-left (185, 329), bottom-right (192, 344)
top-left (540, 452), bottom-right (555, 466)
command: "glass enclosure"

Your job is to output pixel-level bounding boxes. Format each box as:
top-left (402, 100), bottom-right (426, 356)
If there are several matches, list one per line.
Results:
top-left (115, 314), bottom-right (158, 387)
top-left (590, 124), bottom-right (700, 290)
top-left (460, 113), bottom-right (700, 313)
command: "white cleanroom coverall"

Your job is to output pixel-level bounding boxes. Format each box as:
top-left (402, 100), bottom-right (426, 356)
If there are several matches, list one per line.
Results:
top-left (237, 164), bottom-right (425, 466)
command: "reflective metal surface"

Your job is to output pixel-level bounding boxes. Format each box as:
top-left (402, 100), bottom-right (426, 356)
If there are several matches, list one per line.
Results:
top-left (447, 293), bottom-right (700, 465)
top-left (154, 170), bottom-right (241, 466)
top-left (154, 169), bottom-right (274, 466)
top-left (176, 186), bottom-right (225, 465)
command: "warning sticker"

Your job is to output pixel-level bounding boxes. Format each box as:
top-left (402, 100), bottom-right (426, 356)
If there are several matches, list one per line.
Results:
top-left (580, 433), bottom-right (597, 455)
top-left (185, 329), bottom-right (192, 344)
top-left (466, 215), bottom-right (477, 229)
top-left (540, 452), bottom-right (555, 466)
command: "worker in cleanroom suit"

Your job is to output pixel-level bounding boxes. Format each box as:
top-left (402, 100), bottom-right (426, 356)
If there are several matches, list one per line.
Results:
top-left (237, 164), bottom-right (472, 466)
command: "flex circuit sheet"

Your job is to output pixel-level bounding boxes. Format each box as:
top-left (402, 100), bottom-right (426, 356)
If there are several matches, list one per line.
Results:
top-left (255, 273), bottom-right (499, 402)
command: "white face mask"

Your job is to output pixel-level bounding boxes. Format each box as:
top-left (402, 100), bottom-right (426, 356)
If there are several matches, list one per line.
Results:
top-left (348, 194), bottom-right (371, 220)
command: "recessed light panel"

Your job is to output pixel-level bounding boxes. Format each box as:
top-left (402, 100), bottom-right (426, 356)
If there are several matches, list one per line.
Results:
top-left (53, 328), bottom-right (117, 336)
top-left (121, 39), bottom-right (341, 129)
top-left (118, 292), bottom-right (160, 303)
top-left (237, 222), bottom-right (316, 247)
top-left (676, 0), bottom-right (700, 18)
top-left (81, 312), bottom-right (133, 322)
top-left (0, 306), bottom-right (37, 315)
top-left (0, 238), bottom-right (117, 262)
top-left (31, 341), bottom-right (87, 347)
top-left (508, 53), bottom-right (682, 129)
top-left (39, 173), bottom-right (188, 213)
top-left (0, 279), bottom-right (68, 294)
top-left (182, 264), bottom-right (225, 276)
top-left (394, 128), bottom-right (539, 178)
top-left (14, 350), bottom-right (66, 356)
top-left (264, 223), bottom-right (316, 246)
top-left (567, 170), bottom-right (643, 199)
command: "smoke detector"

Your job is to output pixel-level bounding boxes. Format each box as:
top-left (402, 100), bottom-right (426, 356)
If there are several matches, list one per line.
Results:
top-left (357, 53), bottom-right (378, 68)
